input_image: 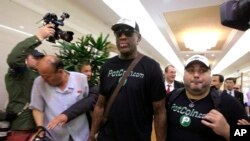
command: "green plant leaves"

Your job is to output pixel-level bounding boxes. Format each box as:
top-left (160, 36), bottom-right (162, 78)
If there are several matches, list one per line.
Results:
top-left (54, 34), bottom-right (110, 84)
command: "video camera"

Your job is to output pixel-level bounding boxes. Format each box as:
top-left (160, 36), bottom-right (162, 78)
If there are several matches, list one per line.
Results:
top-left (220, 0), bottom-right (250, 31)
top-left (42, 12), bottom-right (74, 43)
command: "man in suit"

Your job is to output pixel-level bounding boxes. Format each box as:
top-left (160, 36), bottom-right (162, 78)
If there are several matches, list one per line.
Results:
top-left (233, 84), bottom-right (241, 92)
top-left (211, 74), bottom-right (224, 92)
top-left (164, 65), bottom-right (184, 94)
top-left (224, 77), bottom-right (249, 115)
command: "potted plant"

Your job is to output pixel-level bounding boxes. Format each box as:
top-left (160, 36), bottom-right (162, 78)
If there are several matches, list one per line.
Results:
top-left (54, 34), bottom-right (111, 84)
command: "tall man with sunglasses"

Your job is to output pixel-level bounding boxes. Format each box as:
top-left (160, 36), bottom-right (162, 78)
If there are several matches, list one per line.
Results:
top-left (88, 18), bottom-right (167, 141)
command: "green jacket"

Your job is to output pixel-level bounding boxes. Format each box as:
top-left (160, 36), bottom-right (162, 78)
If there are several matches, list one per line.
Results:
top-left (5, 36), bottom-right (41, 130)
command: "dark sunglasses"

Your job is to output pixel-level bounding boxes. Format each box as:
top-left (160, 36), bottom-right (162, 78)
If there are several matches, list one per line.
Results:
top-left (114, 28), bottom-right (137, 37)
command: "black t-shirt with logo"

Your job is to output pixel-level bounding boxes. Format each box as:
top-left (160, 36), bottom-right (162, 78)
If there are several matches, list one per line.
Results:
top-left (98, 55), bottom-right (165, 141)
top-left (167, 90), bottom-right (248, 141)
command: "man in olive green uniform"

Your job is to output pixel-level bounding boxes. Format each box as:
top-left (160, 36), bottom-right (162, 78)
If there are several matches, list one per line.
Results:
top-left (5, 24), bottom-right (55, 141)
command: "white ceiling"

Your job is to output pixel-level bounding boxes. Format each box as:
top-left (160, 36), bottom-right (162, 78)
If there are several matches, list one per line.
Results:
top-left (1, 0), bottom-right (250, 108)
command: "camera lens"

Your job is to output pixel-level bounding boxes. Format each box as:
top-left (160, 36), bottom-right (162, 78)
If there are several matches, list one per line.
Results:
top-left (60, 31), bottom-right (74, 42)
top-left (43, 13), bottom-right (74, 43)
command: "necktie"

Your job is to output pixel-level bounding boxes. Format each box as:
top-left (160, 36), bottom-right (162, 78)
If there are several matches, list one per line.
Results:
top-left (166, 84), bottom-right (171, 94)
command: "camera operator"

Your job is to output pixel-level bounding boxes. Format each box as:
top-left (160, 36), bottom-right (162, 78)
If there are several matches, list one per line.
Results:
top-left (4, 23), bottom-right (55, 141)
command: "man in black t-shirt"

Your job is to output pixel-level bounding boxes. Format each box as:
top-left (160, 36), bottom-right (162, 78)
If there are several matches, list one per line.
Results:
top-left (167, 55), bottom-right (248, 141)
top-left (88, 18), bottom-right (167, 141)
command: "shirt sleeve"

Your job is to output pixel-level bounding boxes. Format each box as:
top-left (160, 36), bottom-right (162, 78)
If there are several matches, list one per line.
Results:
top-left (220, 93), bottom-right (248, 125)
top-left (247, 92), bottom-right (250, 106)
top-left (243, 92), bottom-right (249, 106)
top-left (29, 77), bottom-right (45, 112)
top-left (7, 36), bottom-right (41, 68)
top-left (62, 86), bottom-right (99, 122)
top-left (149, 61), bottom-right (166, 102)
top-left (83, 75), bottom-right (89, 98)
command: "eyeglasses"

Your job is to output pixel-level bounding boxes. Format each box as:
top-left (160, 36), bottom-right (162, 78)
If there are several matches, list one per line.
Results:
top-left (114, 28), bottom-right (137, 37)
top-left (233, 87), bottom-right (239, 90)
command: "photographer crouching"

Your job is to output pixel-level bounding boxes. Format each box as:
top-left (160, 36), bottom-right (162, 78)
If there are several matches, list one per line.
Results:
top-left (4, 23), bottom-right (55, 141)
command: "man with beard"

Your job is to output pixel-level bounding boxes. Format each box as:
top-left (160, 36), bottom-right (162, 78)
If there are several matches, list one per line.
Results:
top-left (166, 55), bottom-right (248, 141)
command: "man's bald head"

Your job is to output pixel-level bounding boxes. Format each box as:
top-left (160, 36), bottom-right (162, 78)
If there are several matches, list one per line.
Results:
top-left (38, 55), bottom-right (64, 72)
top-left (37, 55), bottom-right (65, 86)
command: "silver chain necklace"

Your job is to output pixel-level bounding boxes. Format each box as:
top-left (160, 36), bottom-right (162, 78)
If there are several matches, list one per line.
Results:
top-left (188, 98), bottom-right (198, 108)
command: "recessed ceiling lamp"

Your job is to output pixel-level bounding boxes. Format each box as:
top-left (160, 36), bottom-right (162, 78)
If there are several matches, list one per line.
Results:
top-left (183, 31), bottom-right (218, 52)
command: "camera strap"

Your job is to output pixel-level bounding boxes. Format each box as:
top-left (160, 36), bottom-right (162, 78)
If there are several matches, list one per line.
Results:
top-left (16, 103), bottom-right (29, 116)
top-left (102, 52), bottom-right (144, 124)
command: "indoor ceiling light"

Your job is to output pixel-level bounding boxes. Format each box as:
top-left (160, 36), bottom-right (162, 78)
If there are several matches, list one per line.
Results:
top-left (183, 31), bottom-right (218, 52)
top-left (103, 0), bottom-right (184, 74)
top-left (212, 29), bottom-right (250, 74)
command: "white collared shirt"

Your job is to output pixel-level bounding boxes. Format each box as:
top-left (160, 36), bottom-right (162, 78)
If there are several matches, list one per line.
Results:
top-left (227, 90), bottom-right (234, 97)
top-left (30, 71), bottom-right (89, 141)
top-left (165, 81), bottom-right (174, 92)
